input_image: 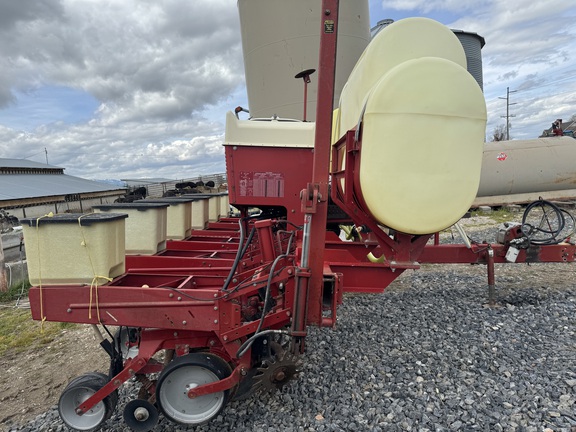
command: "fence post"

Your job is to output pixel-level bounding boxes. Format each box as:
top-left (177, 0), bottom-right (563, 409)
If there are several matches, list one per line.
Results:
top-left (0, 235), bottom-right (7, 292)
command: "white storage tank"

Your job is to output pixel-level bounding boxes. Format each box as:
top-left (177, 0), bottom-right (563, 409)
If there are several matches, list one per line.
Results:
top-left (476, 137), bottom-right (576, 204)
top-left (238, 0), bottom-right (370, 120)
top-left (218, 192), bottom-right (229, 218)
top-left (184, 196), bottom-right (210, 230)
top-left (186, 194), bottom-right (220, 223)
top-left (93, 203), bottom-right (168, 255)
top-left (143, 198), bottom-right (194, 240)
top-left (334, 18), bottom-right (487, 235)
top-left (21, 213), bottom-right (127, 285)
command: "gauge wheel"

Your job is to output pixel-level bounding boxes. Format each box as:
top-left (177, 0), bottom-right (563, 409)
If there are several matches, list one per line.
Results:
top-left (58, 372), bottom-right (117, 431)
top-left (156, 353), bottom-right (232, 426)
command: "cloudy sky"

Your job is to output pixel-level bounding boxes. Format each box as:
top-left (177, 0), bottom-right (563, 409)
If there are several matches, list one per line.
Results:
top-left (0, 0), bottom-right (574, 180)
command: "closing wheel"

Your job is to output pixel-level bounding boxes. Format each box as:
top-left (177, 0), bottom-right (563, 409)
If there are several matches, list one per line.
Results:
top-left (58, 372), bottom-right (117, 431)
top-left (123, 399), bottom-right (159, 432)
top-left (156, 353), bottom-right (232, 426)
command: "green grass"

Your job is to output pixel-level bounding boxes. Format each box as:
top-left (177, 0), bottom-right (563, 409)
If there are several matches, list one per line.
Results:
top-left (0, 281), bottom-right (31, 303)
top-left (0, 304), bottom-right (76, 355)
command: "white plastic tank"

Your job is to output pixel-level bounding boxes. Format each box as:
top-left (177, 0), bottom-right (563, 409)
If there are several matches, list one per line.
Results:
top-left (336, 17), bottom-right (467, 139)
top-left (22, 213), bottom-right (127, 285)
top-left (184, 196), bottom-right (209, 230)
top-left (335, 18), bottom-right (487, 235)
top-left (218, 193), bottom-right (230, 218)
top-left (93, 203), bottom-right (168, 255)
top-left (238, 0), bottom-right (370, 120)
top-left (143, 198), bottom-right (194, 240)
top-left (203, 195), bottom-right (221, 222)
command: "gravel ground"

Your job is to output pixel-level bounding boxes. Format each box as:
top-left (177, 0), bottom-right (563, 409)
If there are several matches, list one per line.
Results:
top-left (7, 218), bottom-right (576, 432)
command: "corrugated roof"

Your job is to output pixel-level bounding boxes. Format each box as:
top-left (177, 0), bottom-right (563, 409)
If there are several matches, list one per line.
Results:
top-left (0, 173), bottom-right (125, 201)
top-left (0, 158), bottom-right (63, 169)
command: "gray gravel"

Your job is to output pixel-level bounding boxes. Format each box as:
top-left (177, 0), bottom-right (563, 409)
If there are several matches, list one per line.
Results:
top-left (7, 262), bottom-right (576, 432)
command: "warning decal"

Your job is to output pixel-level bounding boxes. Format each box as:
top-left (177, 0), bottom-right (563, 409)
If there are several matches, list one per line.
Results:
top-left (239, 172), bottom-right (285, 197)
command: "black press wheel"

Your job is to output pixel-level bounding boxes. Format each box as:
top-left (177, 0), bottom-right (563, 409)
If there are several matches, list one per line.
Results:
top-left (156, 353), bottom-right (232, 426)
top-left (123, 399), bottom-right (159, 432)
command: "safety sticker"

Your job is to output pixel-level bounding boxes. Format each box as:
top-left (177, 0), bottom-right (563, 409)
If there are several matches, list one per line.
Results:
top-left (239, 172), bottom-right (285, 197)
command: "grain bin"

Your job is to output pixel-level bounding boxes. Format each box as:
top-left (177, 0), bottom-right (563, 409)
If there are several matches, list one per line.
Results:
top-left (452, 29), bottom-right (485, 91)
top-left (238, 0), bottom-right (370, 120)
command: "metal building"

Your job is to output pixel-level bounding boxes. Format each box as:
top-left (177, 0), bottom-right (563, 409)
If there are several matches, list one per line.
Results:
top-left (0, 159), bottom-right (126, 219)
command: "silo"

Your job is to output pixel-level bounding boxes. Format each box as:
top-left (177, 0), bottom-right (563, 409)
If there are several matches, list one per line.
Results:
top-left (452, 29), bottom-right (485, 91)
top-left (370, 19), bottom-right (394, 38)
top-left (237, 0), bottom-right (370, 121)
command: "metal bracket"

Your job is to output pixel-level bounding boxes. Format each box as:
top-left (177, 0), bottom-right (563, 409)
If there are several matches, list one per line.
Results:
top-left (300, 183), bottom-right (328, 214)
top-left (187, 366), bottom-right (242, 398)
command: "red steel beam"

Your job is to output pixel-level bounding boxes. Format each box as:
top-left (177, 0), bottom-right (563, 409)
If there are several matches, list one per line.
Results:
top-left (303, 0), bottom-right (339, 327)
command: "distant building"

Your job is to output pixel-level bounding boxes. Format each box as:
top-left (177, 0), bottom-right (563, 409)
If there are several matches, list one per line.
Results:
top-left (0, 158), bottom-right (126, 219)
top-left (540, 117), bottom-right (576, 138)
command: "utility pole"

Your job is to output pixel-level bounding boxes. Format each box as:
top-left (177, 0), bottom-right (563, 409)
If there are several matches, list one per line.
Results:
top-left (499, 87), bottom-right (517, 140)
top-left (44, 147), bottom-right (49, 165)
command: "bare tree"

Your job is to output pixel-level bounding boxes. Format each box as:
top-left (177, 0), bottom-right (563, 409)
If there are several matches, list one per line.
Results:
top-left (491, 124), bottom-right (507, 142)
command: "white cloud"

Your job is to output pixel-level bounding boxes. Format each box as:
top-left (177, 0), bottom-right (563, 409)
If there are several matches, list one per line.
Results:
top-left (0, 0), bottom-right (243, 179)
top-left (0, 0), bottom-right (244, 120)
top-left (0, 0), bottom-right (575, 182)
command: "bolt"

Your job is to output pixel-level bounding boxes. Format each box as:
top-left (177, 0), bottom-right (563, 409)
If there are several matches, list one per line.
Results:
top-left (128, 369), bottom-right (135, 376)
top-left (241, 368), bottom-right (247, 376)
top-left (209, 340), bottom-right (215, 346)
top-left (67, 308), bottom-right (72, 313)
top-left (325, 9), bottom-right (331, 15)
top-left (232, 278), bottom-right (238, 283)
top-left (174, 332), bottom-right (178, 337)
top-left (214, 306), bottom-right (218, 311)
top-left (113, 379), bottom-right (121, 386)
top-left (177, 296), bottom-right (182, 301)
top-left (214, 293), bottom-right (218, 298)
top-left (169, 293), bottom-right (174, 298)
top-left (134, 407), bottom-right (149, 421)
top-left (223, 335), bottom-right (228, 341)
top-left (287, 269), bottom-right (293, 275)
top-left (214, 319), bottom-right (218, 324)
top-left (182, 320), bottom-right (187, 325)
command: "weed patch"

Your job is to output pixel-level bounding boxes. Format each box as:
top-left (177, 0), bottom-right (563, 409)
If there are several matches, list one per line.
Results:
top-left (0, 281), bottom-right (31, 303)
top-left (0, 306), bottom-right (76, 355)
